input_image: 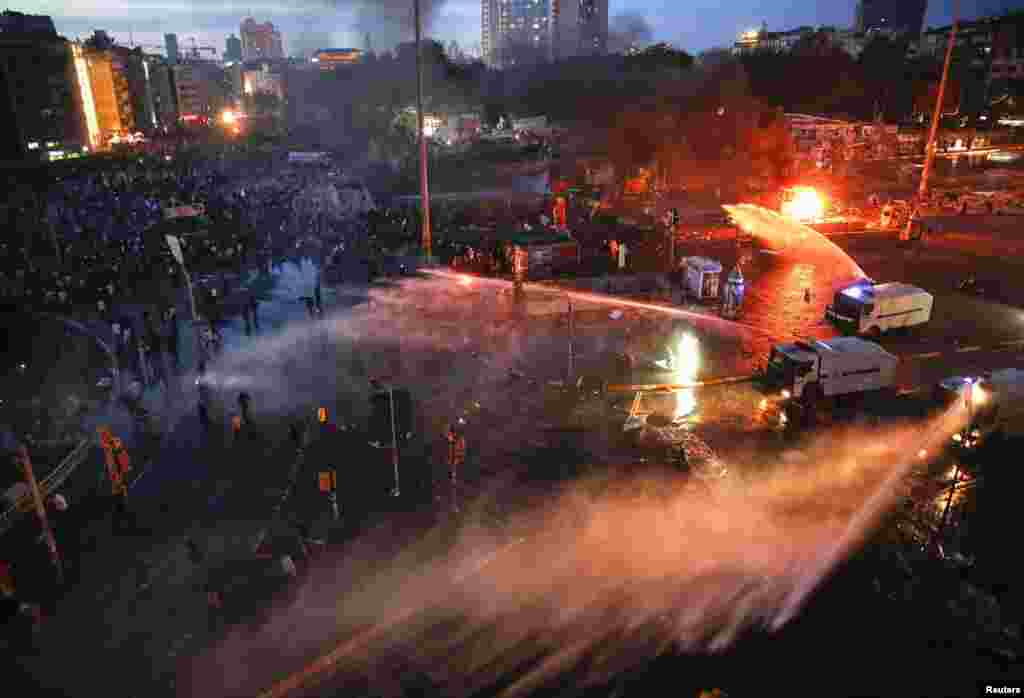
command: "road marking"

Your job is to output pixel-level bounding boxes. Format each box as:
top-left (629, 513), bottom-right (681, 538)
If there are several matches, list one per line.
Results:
top-left (999, 339), bottom-right (1024, 347)
top-left (956, 346), bottom-right (983, 353)
top-left (909, 352), bottom-right (942, 359)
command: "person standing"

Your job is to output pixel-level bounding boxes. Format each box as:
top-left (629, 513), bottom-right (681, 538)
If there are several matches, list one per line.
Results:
top-left (445, 424), bottom-right (466, 514)
top-left (237, 392), bottom-right (252, 427)
top-left (165, 307), bottom-right (180, 372)
top-left (136, 327), bottom-right (152, 387)
top-left (249, 294), bottom-right (259, 331)
top-left (197, 400), bottom-right (211, 437)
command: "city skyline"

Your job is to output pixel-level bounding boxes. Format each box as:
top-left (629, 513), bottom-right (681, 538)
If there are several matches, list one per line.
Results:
top-left (11, 0), bottom-right (988, 60)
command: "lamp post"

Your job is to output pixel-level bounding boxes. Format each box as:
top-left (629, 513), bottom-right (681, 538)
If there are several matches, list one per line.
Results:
top-left (903, 0), bottom-right (958, 241)
top-left (389, 387), bottom-right (401, 498)
top-left (414, 0), bottom-right (433, 260)
top-left (165, 234), bottom-right (204, 368)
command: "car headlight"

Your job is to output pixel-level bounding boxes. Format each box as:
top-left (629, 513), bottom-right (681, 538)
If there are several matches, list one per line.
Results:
top-left (971, 429), bottom-right (980, 438)
top-left (781, 389), bottom-right (791, 399)
top-left (759, 398), bottom-right (768, 411)
top-left (952, 432), bottom-right (962, 442)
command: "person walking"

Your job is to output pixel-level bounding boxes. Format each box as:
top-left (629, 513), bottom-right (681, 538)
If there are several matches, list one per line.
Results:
top-left (301, 296), bottom-right (316, 319)
top-left (237, 392), bottom-right (252, 427)
top-left (197, 401), bottom-right (211, 436)
top-left (289, 421), bottom-right (303, 450)
top-left (445, 424), bottom-right (466, 515)
top-left (249, 294), bottom-right (260, 330)
top-left (165, 307), bottom-right (180, 372)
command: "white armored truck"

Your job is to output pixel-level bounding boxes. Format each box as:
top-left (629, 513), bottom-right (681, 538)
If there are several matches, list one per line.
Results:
top-left (762, 337), bottom-right (899, 410)
top-left (826, 280), bottom-right (933, 336)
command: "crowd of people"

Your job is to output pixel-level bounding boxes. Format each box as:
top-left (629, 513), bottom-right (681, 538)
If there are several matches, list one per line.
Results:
top-left (0, 160), bottom-right (370, 394)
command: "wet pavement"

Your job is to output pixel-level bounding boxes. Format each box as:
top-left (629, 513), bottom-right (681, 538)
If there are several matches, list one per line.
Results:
top-left (12, 188), bottom-right (1024, 697)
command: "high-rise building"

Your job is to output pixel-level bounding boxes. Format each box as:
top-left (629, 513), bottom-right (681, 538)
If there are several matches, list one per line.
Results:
top-left (172, 61), bottom-right (227, 118)
top-left (855, 0), bottom-right (928, 37)
top-left (576, 0), bottom-right (608, 56)
top-left (240, 18), bottom-right (284, 61)
top-left (165, 33), bottom-right (179, 64)
top-left (242, 61), bottom-right (284, 100)
top-left (0, 11), bottom-right (85, 160)
top-left (144, 55), bottom-right (177, 128)
top-left (225, 34), bottom-right (242, 62)
top-left (482, 0), bottom-right (496, 66)
top-left (481, 0), bottom-right (556, 67)
top-left (82, 45), bottom-right (136, 144)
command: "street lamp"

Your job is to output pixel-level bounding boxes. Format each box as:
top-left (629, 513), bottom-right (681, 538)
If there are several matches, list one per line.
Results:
top-left (389, 386), bottom-right (401, 498)
top-left (414, 0), bottom-right (433, 261)
top-left (903, 0), bottom-right (958, 241)
top-left (164, 234), bottom-right (205, 367)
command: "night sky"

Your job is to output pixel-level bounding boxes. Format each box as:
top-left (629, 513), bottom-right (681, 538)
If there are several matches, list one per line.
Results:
top-left (14, 0), bottom-right (1011, 58)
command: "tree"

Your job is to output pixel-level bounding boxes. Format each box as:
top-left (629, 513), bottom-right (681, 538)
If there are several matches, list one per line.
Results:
top-left (626, 42), bottom-right (694, 72)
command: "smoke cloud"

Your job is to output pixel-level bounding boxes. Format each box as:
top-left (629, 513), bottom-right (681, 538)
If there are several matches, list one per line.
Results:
top-left (608, 11), bottom-right (654, 53)
top-left (319, 0), bottom-right (448, 53)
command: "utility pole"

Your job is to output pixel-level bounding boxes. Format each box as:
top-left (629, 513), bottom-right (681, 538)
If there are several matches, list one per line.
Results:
top-left (414, 0), bottom-right (433, 260)
top-left (567, 298), bottom-right (575, 384)
top-left (14, 445), bottom-right (63, 585)
top-left (903, 0), bottom-right (958, 241)
top-left (389, 387), bottom-right (401, 498)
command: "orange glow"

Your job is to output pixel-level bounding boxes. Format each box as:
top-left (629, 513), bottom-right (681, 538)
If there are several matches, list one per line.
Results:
top-left (781, 187), bottom-right (826, 223)
top-left (459, 275), bottom-right (474, 287)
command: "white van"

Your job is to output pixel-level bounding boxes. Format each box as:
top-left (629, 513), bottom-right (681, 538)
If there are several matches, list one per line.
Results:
top-left (826, 281), bottom-right (933, 336)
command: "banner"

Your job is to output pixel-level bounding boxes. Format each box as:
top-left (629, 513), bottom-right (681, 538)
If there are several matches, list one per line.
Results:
top-left (164, 204), bottom-right (205, 220)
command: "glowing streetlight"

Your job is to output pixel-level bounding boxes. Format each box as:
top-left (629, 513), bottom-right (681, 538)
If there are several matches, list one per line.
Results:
top-left (673, 333), bottom-right (700, 419)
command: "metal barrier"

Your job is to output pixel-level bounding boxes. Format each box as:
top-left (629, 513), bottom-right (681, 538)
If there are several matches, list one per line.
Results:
top-left (0, 438), bottom-right (92, 535)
